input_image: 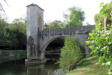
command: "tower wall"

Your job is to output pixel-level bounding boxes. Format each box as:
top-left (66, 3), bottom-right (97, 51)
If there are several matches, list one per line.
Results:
top-left (26, 4), bottom-right (44, 64)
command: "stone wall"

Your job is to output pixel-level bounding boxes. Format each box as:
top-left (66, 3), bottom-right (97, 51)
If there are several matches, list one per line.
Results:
top-left (41, 25), bottom-right (95, 37)
top-left (39, 25), bottom-right (95, 57)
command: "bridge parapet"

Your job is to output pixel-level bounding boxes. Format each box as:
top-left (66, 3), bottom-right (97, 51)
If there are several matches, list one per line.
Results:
top-left (41, 25), bottom-right (95, 37)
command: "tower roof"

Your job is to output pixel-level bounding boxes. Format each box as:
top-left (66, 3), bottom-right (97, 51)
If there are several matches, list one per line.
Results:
top-left (27, 4), bottom-right (44, 11)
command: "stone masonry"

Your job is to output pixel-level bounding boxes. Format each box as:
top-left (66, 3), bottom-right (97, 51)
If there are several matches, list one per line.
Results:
top-left (26, 4), bottom-right (95, 64)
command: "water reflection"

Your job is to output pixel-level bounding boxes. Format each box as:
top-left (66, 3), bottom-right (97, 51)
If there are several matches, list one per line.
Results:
top-left (0, 62), bottom-right (65, 75)
top-left (27, 65), bottom-right (47, 75)
top-left (48, 69), bottom-right (65, 75)
top-left (27, 65), bottom-right (65, 75)
top-left (0, 62), bottom-right (26, 75)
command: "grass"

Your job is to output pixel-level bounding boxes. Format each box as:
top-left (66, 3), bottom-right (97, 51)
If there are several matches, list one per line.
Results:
top-left (66, 56), bottom-right (108, 75)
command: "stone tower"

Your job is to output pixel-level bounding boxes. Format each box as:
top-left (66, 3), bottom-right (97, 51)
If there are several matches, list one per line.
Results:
top-left (26, 4), bottom-right (44, 64)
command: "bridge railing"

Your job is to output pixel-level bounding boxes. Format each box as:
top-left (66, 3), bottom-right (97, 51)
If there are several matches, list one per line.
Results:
top-left (40, 25), bottom-right (95, 37)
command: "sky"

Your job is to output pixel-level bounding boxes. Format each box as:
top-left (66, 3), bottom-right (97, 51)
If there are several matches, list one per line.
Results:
top-left (1, 0), bottom-right (111, 25)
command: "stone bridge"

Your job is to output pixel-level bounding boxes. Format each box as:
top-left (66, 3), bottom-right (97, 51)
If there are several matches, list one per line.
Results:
top-left (26, 4), bottom-right (95, 64)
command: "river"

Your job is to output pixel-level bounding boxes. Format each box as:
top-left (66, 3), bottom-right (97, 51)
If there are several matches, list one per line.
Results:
top-left (0, 61), bottom-right (65, 75)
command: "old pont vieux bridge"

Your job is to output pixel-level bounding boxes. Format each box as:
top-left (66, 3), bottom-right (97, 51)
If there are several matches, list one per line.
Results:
top-left (26, 4), bottom-right (95, 64)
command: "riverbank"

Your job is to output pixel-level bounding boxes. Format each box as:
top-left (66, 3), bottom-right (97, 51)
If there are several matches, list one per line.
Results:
top-left (0, 50), bottom-right (26, 64)
top-left (66, 56), bottom-right (108, 75)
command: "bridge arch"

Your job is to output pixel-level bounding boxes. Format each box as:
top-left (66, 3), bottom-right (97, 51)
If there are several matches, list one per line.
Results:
top-left (41, 35), bottom-right (65, 53)
top-left (44, 36), bottom-right (65, 61)
top-left (40, 34), bottom-right (89, 62)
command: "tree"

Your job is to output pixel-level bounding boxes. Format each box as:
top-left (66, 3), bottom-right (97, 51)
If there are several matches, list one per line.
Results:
top-left (87, 2), bottom-right (112, 74)
top-left (0, 18), bottom-right (8, 48)
top-left (12, 18), bottom-right (26, 34)
top-left (0, 18), bottom-right (7, 35)
top-left (44, 20), bottom-right (64, 30)
top-left (44, 7), bottom-right (85, 30)
top-left (7, 18), bottom-right (26, 49)
top-left (0, 18), bottom-right (26, 50)
top-left (95, 2), bottom-right (112, 29)
top-left (64, 7), bottom-right (85, 28)
top-left (60, 37), bottom-right (85, 71)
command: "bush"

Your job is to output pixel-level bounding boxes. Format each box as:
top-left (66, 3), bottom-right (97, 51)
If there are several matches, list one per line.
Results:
top-left (59, 37), bottom-right (85, 71)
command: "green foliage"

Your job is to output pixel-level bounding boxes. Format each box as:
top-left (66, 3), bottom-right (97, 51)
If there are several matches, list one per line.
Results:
top-left (87, 1), bottom-right (112, 75)
top-left (95, 1), bottom-right (112, 28)
top-left (0, 18), bottom-right (26, 50)
top-left (44, 7), bottom-right (85, 30)
top-left (11, 18), bottom-right (26, 34)
top-left (44, 20), bottom-right (64, 30)
top-left (0, 19), bottom-right (8, 34)
top-left (100, 2), bottom-right (104, 7)
top-left (60, 37), bottom-right (85, 71)
top-left (64, 7), bottom-right (85, 28)
top-left (87, 26), bottom-right (112, 75)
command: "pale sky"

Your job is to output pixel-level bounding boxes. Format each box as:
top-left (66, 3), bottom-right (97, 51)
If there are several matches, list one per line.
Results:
top-left (1, 0), bottom-right (111, 25)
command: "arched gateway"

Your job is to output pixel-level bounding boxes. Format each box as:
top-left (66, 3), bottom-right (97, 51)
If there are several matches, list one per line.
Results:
top-left (26, 4), bottom-right (95, 64)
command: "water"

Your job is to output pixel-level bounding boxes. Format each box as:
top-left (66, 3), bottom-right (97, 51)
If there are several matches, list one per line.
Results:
top-left (0, 61), bottom-right (65, 75)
